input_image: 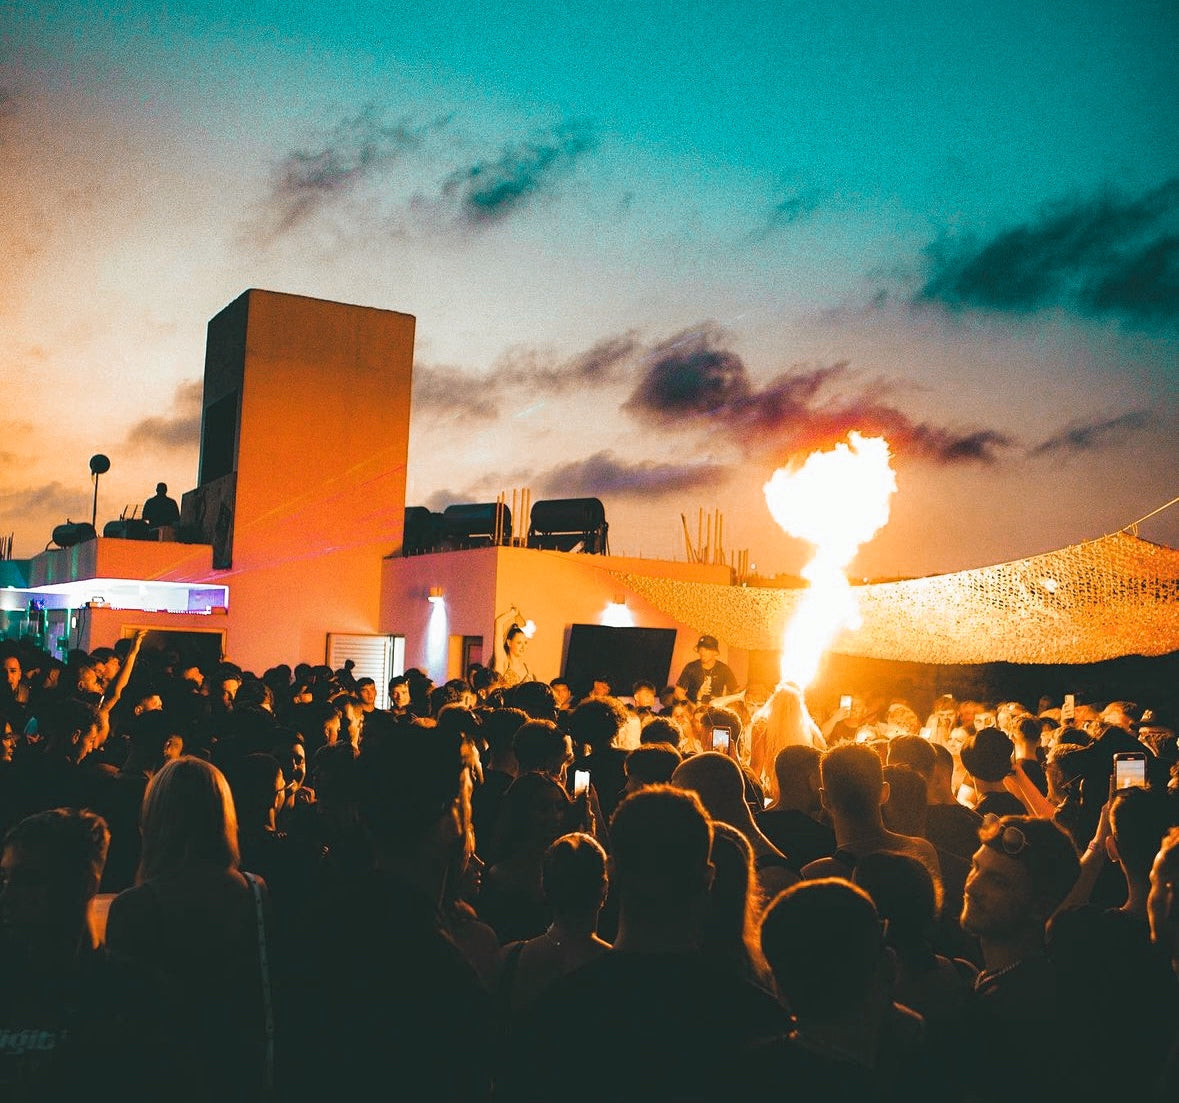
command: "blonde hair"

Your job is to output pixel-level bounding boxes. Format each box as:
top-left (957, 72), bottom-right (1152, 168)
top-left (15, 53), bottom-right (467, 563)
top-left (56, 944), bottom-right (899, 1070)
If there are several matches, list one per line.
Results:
top-left (751, 684), bottom-right (823, 785)
top-left (137, 756), bottom-right (239, 883)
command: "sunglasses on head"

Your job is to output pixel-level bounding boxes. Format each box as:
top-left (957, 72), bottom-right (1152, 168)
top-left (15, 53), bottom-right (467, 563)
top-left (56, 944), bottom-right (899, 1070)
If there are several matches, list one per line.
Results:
top-left (981, 813), bottom-right (1029, 857)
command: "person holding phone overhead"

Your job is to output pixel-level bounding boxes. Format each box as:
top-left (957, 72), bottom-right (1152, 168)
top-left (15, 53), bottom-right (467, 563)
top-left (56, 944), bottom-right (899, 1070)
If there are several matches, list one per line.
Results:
top-left (674, 635), bottom-right (738, 705)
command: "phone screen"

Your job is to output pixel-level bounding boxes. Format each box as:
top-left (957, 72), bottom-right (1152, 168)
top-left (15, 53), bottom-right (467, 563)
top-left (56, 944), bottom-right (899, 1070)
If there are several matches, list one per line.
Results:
top-left (712, 727), bottom-right (731, 752)
top-left (1114, 755), bottom-right (1147, 790)
top-left (573, 769), bottom-right (591, 797)
top-left (839, 694), bottom-right (852, 710)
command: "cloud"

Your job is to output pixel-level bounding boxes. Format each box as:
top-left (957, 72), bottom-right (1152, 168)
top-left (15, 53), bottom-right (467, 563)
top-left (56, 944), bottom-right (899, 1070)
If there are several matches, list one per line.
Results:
top-left (623, 324), bottom-right (1013, 465)
top-left (917, 178), bottom-right (1179, 324)
top-left (444, 120), bottom-right (595, 225)
top-left (125, 380), bottom-right (202, 450)
top-left (495, 331), bottom-right (640, 390)
top-left (533, 450), bottom-right (726, 498)
top-left (261, 106), bottom-right (447, 237)
top-left (411, 362), bottom-right (503, 420)
top-left (0, 481), bottom-right (90, 522)
top-left (755, 187), bottom-right (823, 237)
top-left (623, 324), bottom-right (752, 420)
top-left (412, 331), bottom-right (640, 419)
top-left (1029, 410), bottom-right (1151, 458)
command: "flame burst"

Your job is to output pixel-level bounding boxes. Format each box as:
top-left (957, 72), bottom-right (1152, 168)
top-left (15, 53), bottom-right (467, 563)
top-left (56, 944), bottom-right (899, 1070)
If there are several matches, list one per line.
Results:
top-left (764, 432), bottom-right (897, 688)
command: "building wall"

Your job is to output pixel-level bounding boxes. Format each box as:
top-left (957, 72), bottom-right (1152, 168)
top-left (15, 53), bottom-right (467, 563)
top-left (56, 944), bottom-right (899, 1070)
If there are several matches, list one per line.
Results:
top-left (201, 291), bottom-right (415, 670)
top-left (380, 546), bottom-right (742, 688)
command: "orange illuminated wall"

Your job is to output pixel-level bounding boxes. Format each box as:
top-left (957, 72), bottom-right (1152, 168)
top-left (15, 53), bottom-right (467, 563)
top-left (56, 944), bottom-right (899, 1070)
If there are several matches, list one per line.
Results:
top-left (185, 289), bottom-right (416, 668)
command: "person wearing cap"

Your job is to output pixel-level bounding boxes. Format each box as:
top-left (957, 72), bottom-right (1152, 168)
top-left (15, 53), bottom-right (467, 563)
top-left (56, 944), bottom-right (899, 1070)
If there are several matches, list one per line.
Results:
top-left (674, 634), bottom-right (738, 705)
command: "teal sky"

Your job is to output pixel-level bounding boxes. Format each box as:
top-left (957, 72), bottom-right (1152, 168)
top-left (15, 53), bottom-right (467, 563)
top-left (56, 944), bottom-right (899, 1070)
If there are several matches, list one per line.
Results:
top-left (3, 1), bottom-right (1177, 575)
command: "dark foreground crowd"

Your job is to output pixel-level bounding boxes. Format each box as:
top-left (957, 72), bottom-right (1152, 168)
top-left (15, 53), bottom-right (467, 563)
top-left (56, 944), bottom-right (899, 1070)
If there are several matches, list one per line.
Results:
top-left (1, 634), bottom-right (1179, 1102)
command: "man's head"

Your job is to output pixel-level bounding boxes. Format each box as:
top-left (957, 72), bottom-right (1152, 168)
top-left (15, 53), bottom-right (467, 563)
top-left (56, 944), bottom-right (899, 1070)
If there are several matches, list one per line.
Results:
top-left (506, 679), bottom-right (558, 722)
top-left (568, 696), bottom-right (628, 753)
top-left (639, 715), bottom-right (681, 747)
top-left (962, 815), bottom-right (1080, 941)
top-left (772, 744), bottom-right (823, 811)
top-left (389, 677), bottom-right (411, 710)
top-left (1, 808), bottom-right (110, 944)
top-left (698, 706), bottom-right (742, 757)
top-left (695, 634), bottom-right (720, 667)
top-left (1108, 785), bottom-right (1173, 884)
top-left (960, 727), bottom-right (1015, 785)
top-left (513, 719), bottom-right (573, 781)
top-left (760, 879), bottom-right (888, 1027)
top-left (671, 751), bottom-right (747, 828)
top-left (608, 785), bottom-right (713, 911)
top-left (156, 482), bottom-right (168, 495)
top-left (2, 655), bottom-right (21, 694)
top-left (887, 734), bottom-right (936, 779)
top-left (88, 647), bottom-right (121, 688)
top-left (270, 730), bottom-right (307, 792)
top-left (631, 680), bottom-right (657, 710)
top-left (356, 677), bottom-right (377, 710)
top-left (550, 678), bottom-right (572, 710)
top-left (624, 743), bottom-right (682, 791)
top-left (820, 743), bottom-right (887, 820)
top-left (543, 832), bottom-right (608, 919)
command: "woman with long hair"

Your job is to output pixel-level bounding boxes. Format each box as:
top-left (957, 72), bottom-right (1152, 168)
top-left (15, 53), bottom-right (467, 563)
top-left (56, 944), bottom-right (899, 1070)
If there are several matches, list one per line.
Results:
top-left (701, 822), bottom-right (773, 991)
top-left (105, 756), bottom-right (274, 1101)
top-left (749, 682), bottom-right (825, 792)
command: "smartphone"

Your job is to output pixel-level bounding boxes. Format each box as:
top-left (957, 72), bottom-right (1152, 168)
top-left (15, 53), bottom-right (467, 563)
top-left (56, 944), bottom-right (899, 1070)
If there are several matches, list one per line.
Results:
top-left (1113, 752), bottom-right (1147, 791)
top-left (839, 694), bottom-right (852, 710)
top-left (1061, 694), bottom-right (1076, 723)
top-left (712, 727), bottom-right (732, 752)
top-left (573, 769), bottom-right (591, 797)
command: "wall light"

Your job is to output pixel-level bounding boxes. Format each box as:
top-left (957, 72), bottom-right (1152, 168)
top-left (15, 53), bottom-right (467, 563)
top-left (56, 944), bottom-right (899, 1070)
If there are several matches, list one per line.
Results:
top-left (601, 594), bottom-right (634, 628)
top-left (427, 585), bottom-right (444, 603)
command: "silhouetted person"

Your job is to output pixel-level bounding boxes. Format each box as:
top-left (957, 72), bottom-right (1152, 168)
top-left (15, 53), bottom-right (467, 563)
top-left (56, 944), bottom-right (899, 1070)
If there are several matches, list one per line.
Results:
top-left (142, 482), bottom-right (180, 528)
top-left (502, 785), bottom-right (788, 1101)
top-left (291, 727), bottom-right (493, 1102)
top-left (0, 808), bottom-right (165, 1098)
top-left (744, 878), bottom-right (928, 1100)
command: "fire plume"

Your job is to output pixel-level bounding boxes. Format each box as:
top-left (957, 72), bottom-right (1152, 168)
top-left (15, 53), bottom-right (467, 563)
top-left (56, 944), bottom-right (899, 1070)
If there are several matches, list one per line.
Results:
top-left (764, 432), bottom-right (896, 688)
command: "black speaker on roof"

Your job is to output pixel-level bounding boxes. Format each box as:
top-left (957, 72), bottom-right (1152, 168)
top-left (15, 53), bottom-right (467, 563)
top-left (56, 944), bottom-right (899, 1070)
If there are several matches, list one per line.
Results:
top-left (440, 503), bottom-right (512, 548)
top-left (51, 521), bottom-right (97, 548)
top-left (103, 518), bottom-right (153, 540)
top-left (528, 497), bottom-right (609, 554)
top-left (402, 507), bottom-right (444, 556)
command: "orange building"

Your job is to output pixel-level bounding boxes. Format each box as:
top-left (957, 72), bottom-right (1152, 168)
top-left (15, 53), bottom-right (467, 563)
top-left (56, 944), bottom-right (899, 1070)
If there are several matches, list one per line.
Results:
top-left (1, 289), bottom-right (741, 702)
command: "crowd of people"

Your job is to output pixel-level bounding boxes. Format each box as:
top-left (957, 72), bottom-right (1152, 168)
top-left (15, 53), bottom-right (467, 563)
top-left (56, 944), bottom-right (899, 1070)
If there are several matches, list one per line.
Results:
top-left (1, 630), bottom-right (1178, 1101)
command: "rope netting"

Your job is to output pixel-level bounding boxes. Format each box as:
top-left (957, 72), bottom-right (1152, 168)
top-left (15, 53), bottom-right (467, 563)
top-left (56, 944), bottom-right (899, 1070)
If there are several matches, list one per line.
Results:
top-left (611, 531), bottom-right (1179, 665)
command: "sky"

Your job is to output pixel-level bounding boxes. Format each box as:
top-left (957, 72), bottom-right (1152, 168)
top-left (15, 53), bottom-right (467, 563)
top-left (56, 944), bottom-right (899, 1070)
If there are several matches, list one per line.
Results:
top-left (2, 1), bottom-right (1177, 579)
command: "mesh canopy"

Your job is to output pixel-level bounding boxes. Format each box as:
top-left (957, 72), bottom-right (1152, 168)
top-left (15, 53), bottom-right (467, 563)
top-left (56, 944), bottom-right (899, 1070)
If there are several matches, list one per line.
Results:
top-left (611, 532), bottom-right (1179, 665)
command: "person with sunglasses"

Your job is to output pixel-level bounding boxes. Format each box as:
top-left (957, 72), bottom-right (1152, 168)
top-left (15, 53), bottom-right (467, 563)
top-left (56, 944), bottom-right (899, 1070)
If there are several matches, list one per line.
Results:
top-left (961, 814), bottom-right (1080, 1102)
